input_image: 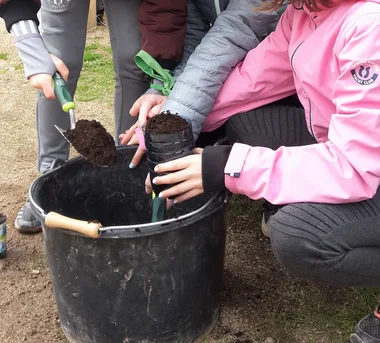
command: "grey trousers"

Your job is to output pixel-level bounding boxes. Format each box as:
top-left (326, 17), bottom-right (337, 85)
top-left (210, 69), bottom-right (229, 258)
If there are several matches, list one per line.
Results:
top-left (37, 0), bottom-right (149, 172)
top-left (226, 98), bottom-right (380, 287)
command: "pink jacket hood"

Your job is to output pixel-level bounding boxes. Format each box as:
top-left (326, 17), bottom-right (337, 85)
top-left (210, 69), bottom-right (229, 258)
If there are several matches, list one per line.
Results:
top-left (203, 0), bottom-right (380, 204)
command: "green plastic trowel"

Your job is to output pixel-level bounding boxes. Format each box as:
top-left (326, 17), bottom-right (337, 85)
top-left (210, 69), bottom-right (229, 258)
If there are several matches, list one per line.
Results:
top-left (151, 191), bottom-right (166, 223)
top-left (52, 72), bottom-right (76, 138)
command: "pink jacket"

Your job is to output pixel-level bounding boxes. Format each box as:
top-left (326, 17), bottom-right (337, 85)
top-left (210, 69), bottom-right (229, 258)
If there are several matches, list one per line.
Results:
top-left (203, 0), bottom-right (380, 205)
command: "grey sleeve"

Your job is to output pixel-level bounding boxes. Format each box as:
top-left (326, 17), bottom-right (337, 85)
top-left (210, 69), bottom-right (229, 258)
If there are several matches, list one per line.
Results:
top-left (11, 20), bottom-right (56, 79)
top-left (161, 0), bottom-right (283, 138)
top-left (172, 0), bottom-right (210, 80)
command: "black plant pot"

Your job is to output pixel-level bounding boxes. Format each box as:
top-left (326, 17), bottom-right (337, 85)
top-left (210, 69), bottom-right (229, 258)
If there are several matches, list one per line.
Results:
top-left (145, 125), bottom-right (195, 197)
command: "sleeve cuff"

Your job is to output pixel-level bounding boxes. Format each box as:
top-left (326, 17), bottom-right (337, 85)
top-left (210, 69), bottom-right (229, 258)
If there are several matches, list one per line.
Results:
top-left (202, 145), bottom-right (232, 193)
top-left (14, 36), bottom-right (56, 79)
top-left (145, 78), bottom-right (164, 95)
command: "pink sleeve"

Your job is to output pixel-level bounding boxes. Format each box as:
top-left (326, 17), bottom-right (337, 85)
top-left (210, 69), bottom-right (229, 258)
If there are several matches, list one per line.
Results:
top-left (202, 8), bottom-right (296, 132)
top-left (224, 14), bottom-right (380, 204)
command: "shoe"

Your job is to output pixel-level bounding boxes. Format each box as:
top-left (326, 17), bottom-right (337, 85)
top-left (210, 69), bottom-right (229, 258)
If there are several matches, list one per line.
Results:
top-left (350, 305), bottom-right (380, 343)
top-left (14, 200), bottom-right (42, 234)
top-left (260, 201), bottom-right (281, 238)
top-left (261, 211), bottom-right (271, 238)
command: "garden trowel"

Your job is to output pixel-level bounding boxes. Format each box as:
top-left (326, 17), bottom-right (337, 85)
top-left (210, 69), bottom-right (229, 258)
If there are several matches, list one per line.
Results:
top-left (52, 71), bottom-right (76, 140)
top-left (52, 72), bottom-right (117, 167)
top-left (151, 191), bottom-right (166, 223)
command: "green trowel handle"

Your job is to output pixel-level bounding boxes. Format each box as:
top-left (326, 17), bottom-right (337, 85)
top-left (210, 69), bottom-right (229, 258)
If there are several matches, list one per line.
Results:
top-left (52, 72), bottom-right (76, 113)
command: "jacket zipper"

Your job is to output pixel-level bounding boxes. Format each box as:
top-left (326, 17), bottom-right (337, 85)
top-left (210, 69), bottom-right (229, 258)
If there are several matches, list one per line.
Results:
top-left (290, 42), bottom-right (316, 140)
top-left (290, 42), bottom-right (304, 72)
top-left (290, 14), bottom-right (318, 140)
top-left (308, 98), bottom-right (316, 139)
top-left (214, 0), bottom-right (221, 15)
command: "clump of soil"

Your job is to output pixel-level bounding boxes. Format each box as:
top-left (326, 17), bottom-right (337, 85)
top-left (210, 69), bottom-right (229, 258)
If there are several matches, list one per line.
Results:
top-left (65, 119), bottom-right (117, 167)
top-left (145, 111), bottom-right (189, 134)
top-left (0, 213), bottom-right (5, 223)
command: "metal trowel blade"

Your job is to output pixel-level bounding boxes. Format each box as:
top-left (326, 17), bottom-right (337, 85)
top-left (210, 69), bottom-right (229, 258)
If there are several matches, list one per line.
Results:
top-left (54, 125), bottom-right (71, 144)
top-left (54, 124), bottom-right (110, 168)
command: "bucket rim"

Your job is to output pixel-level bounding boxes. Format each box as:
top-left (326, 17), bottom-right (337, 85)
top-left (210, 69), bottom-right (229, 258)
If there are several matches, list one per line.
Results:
top-left (28, 158), bottom-right (229, 235)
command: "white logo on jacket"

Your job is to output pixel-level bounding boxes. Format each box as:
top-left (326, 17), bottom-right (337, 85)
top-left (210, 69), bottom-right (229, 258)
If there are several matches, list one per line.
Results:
top-left (47, 0), bottom-right (71, 10)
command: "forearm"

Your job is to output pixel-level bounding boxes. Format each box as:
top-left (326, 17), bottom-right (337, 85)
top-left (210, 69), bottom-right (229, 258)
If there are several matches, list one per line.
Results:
top-left (11, 20), bottom-right (56, 78)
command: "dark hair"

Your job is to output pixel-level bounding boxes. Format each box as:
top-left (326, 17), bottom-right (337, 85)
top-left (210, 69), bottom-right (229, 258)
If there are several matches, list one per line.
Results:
top-left (257, 0), bottom-right (335, 12)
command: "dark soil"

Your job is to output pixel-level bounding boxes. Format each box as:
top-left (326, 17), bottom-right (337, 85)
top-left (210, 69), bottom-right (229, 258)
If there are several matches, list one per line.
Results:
top-left (145, 111), bottom-right (189, 134)
top-left (65, 119), bottom-right (117, 167)
top-left (0, 213), bottom-right (5, 223)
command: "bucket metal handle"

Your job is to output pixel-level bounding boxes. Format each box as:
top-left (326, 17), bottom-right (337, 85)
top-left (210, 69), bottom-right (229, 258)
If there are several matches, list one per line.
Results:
top-left (45, 212), bottom-right (101, 238)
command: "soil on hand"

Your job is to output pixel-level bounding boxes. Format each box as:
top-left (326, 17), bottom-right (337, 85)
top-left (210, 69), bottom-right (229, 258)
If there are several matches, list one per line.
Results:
top-left (145, 111), bottom-right (189, 134)
top-left (65, 119), bottom-right (117, 167)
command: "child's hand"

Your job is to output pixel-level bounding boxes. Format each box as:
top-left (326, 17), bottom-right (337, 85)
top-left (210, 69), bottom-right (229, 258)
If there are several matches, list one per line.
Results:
top-left (129, 94), bottom-right (167, 125)
top-left (119, 122), bottom-right (146, 168)
top-left (145, 173), bottom-right (175, 211)
top-left (29, 55), bottom-right (69, 99)
top-left (147, 148), bottom-right (204, 203)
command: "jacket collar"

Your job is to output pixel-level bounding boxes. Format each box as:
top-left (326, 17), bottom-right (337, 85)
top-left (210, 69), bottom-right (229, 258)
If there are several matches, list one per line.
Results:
top-left (293, 0), bottom-right (344, 25)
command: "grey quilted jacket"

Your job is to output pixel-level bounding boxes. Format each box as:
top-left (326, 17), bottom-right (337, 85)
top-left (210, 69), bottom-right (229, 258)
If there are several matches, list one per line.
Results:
top-left (160, 0), bottom-right (284, 138)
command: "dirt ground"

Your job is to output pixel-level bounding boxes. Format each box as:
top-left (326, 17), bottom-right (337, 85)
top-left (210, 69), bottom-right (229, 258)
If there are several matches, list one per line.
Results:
top-left (0, 21), bottom-right (376, 343)
top-left (0, 22), bottom-right (112, 343)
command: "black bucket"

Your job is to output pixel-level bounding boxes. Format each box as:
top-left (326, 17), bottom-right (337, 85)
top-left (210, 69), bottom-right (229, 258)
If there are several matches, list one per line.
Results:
top-left (29, 146), bottom-right (228, 343)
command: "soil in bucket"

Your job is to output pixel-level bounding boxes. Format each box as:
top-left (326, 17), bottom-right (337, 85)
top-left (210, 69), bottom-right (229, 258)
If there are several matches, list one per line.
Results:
top-left (65, 119), bottom-right (117, 167)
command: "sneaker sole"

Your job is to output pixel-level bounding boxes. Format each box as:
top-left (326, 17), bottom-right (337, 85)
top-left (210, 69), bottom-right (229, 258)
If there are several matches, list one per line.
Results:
top-left (14, 218), bottom-right (42, 234)
top-left (261, 213), bottom-right (270, 238)
top-left (350, 333), bottom-right (364, 343)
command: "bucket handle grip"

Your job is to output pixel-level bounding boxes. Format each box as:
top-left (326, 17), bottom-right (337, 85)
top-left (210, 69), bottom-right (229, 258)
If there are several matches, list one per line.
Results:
top-left (45, 212), bottom-right (101, 238)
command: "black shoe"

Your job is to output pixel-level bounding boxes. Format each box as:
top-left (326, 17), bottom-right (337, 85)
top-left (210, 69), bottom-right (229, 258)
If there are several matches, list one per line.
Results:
top-left (351, 305), bottom-right (380, 343)
top-left (14, 200), bottom-right (42, 234)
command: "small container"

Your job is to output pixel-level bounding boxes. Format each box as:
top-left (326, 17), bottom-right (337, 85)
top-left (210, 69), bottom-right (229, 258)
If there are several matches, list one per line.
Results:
top-left (145, 123), bottom-right (195, 197)
top-left (0, 214), bottom-right (7, 259)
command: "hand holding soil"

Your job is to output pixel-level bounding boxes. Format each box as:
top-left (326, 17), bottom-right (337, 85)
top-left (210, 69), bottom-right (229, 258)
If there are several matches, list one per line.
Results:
top-left (65, 119), bottom-right (117, 167)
